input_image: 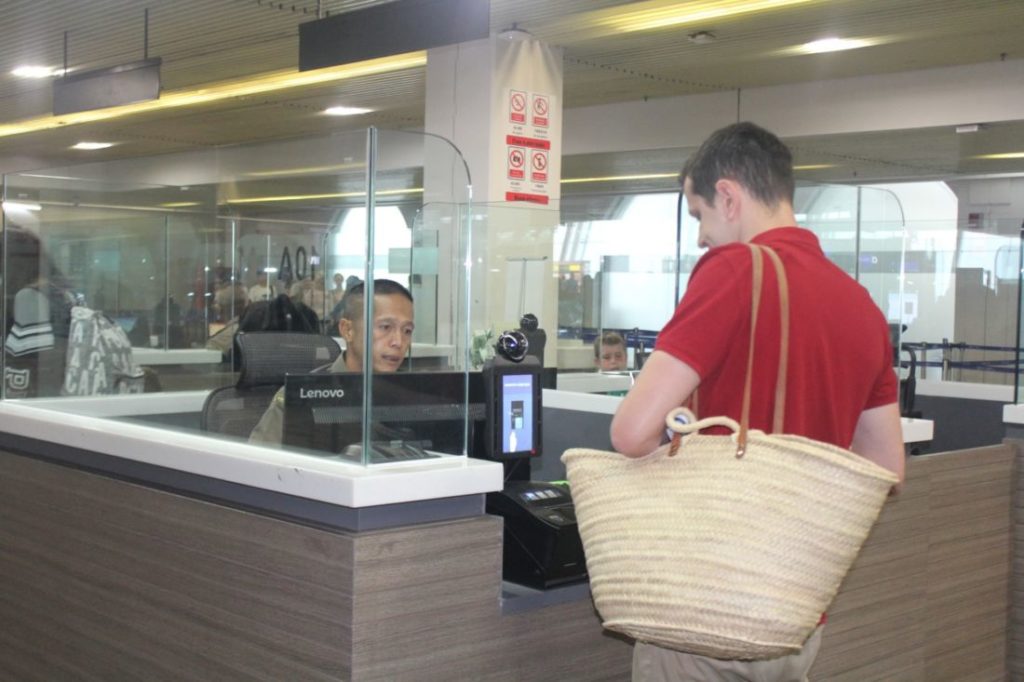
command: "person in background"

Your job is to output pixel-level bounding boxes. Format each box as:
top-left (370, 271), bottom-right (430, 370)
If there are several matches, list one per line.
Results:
top-left (249, 279), bottom-right (414, 446)
top-left (331, 272), bottom-right (346, 306)
top-left (248, 269), bottom-right (275, 303)
top-left (594, 331), bottom-right (628, 371)
top-left (305, 274), bottom-right (327, 317)
top-left (610, 122), bottom-right (905, 682)
top-left (205, 283), bottom-right (249, 359)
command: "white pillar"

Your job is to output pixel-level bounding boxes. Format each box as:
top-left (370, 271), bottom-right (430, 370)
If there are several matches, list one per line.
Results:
top-left (425, 31), bottom-right (564, 366)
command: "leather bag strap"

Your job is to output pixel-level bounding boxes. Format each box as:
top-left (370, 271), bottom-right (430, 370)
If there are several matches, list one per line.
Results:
top-left (736, 243), bottom-right (791, 457)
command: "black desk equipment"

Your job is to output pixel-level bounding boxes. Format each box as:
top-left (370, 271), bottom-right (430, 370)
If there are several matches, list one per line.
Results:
top-left (481, 354), bottom-right (587, 589)
top-left (486, 480), bottom-right (587, 589)
top-left (281, 371), bottom-right (485, 462)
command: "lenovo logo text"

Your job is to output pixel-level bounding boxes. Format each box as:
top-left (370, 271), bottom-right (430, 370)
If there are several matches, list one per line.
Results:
top-left (299, 387), bottom-right (346, 399)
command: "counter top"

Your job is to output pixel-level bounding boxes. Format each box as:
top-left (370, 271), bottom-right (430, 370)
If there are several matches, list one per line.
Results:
top-left (132, 348), bottom-right (224, 365)
top-left (0, 397), bottom-right (503, 508)
top-left (546, 387), bottom-right (933, 443)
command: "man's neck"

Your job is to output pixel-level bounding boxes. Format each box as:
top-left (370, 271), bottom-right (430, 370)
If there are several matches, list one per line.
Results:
top-left (740, 202), bottom-right (798, 242)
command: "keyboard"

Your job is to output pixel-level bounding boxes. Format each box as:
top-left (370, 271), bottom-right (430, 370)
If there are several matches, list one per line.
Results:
top-left (336, 441), bottom-right (440, 464)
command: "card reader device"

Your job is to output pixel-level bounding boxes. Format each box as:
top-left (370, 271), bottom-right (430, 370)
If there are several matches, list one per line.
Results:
top-left (486, 480), bottom-right (587, 590)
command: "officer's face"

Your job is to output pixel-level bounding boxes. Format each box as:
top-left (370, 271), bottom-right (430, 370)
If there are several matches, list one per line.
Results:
top-left (340, 294), bottom-right (415, 372)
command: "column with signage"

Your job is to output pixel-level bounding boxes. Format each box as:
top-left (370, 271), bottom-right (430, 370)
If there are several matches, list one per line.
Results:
top-left (425, 31), bottom-right (563, 366)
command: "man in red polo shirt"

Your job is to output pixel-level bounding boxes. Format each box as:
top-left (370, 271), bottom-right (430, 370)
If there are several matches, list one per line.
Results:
top-left (610, 122), bottom-right (905, 682)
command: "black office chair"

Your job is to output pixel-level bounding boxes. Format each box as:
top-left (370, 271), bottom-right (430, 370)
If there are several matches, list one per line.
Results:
top-left (200, 331), bottom-right (342, 438)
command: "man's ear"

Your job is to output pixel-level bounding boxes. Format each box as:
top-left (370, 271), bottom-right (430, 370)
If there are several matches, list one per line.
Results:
top-left (714, 178), bottom-right (743, 221)
top-left (338, 318), bottom-right (353, 340)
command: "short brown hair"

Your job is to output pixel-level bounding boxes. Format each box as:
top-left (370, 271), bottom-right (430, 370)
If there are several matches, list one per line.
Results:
top-left (680, 121), bottom-right (794, 208)
top-left (594, 331), bottom-right (626, 358)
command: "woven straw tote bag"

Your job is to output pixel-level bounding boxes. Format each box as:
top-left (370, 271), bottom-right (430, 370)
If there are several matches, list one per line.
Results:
top-left (562, 243), bottom-right (898, 660)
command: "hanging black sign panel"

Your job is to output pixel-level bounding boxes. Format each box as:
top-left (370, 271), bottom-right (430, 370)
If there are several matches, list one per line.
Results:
top-left (299, 0), bottom-right (490, 71)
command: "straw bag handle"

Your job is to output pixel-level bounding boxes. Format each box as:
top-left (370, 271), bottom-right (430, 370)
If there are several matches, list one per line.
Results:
top-left (664, 244), bottom-right (789, 458)
top-left (736, 243), bottom-right (790, 456)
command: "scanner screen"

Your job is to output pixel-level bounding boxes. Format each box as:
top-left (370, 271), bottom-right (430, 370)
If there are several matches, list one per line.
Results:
top-left (501, 373), bottom-right (534, 454)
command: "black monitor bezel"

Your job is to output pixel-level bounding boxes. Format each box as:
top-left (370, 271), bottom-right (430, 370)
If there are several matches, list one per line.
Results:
top-left (483, 360), bottom-right (543, 461)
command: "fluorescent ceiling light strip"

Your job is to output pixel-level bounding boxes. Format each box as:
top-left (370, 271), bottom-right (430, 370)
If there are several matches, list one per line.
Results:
top-left (72, 141), bottom-right (115, 150)
top-left (792, 164), bottom-right (837, 170)
top-left (246, 162), bottom-right (365, 177)
top-left (324, 106), bottom-right (373, 116)
top-left (12, 65), bottom-right (61, 78)
top-left (225, 187), bottom-right (424, 204)
top-left (975, 152), bottom-right (1024, 160)
top-left (561, 173), bottom-right (679, 184)
top-left (2, 201), bottom-right (42, 211)
top-left (0, 52), bottom-right (427, 139)
top-left (795, 37), bottom-right (876, 54)
top-left (601, 0), bottom-right (818, 33)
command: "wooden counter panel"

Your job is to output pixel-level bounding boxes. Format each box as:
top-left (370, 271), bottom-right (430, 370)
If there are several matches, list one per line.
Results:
top-left (2, 441), bottom-right (1019, 681)
top-left (0, 450), bottom-right (353, 681)
top-left (812, 443), bottom-right (1015, 681)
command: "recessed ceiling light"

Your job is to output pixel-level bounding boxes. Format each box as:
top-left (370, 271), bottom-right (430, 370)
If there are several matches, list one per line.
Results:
top-left (71, 141), bottom-right (116, 150)
top-left (11, 65), bottom-right (61, 78)
top-left (323, 105), bottom-right (373, 116)
top-left (797, 37), bottom-right (874, 54)
top-left (687, 31), bottom-right (716, 44)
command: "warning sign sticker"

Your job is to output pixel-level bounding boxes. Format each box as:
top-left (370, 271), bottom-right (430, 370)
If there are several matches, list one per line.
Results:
top-left (531, 94), bottom-right (549, 128)
top-left (530, 150), bottom-right (548, 182)
top-left (505, 191), bottom-right (549, 205)
top-left (505, 134), bottom-right (550, 150)
top-left (508, 147), bottom-right (526, 180)
top-left (509, 90), bottom-right (527, 124)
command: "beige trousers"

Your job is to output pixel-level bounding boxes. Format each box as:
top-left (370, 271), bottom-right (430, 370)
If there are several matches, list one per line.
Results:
top-left (632, 626), bottom-right (824, 682)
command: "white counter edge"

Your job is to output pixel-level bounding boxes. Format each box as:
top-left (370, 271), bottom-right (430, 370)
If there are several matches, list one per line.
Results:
top-left (900, 418), bottom-right (933, 444)
top-left (1003, 403), bottom-right (1024, 425)
top-left (0, 401), bottom-right (503, 508)
top-left (543, 389), bottom-right (932, 443)
top-left (543, 388), bottom-right (622, 415)
top-left (916, 379), bottom-right (1013, 402)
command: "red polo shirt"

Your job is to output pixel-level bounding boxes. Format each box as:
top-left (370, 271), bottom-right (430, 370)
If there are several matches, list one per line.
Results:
top-left (656, 227), bottom-right (897, 448)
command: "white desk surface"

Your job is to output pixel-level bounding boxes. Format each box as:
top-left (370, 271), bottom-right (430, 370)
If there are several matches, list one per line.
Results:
top-left (0, 396), bottom-right (502, 508)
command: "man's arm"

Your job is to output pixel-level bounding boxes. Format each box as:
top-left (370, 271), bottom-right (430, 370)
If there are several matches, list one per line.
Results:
top-left (849, 402), bottom-right (905, 495)
top-left (610, 350), bottom-right (701, 457)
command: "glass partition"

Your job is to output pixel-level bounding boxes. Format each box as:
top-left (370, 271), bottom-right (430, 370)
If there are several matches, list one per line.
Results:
top-left (2, 128), bottom-right (477, 467)
top-left (549, 183), bottom-right (909, 376)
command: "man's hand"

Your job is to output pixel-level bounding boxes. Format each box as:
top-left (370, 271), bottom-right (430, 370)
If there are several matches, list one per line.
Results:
top-left (610, 350), bottom-right (701, 457)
